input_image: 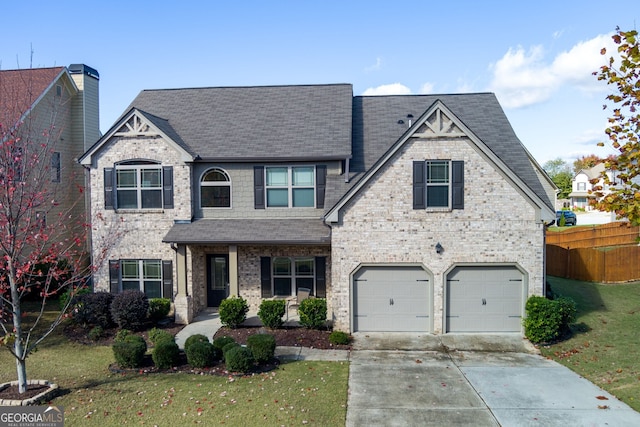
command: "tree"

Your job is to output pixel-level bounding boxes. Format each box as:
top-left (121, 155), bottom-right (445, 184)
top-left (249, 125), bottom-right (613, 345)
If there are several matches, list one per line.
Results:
top-left (543, 158), bottom-right (572, 199)
top-left (573, 154), bottom-right (601, 174)
top-left (594, 27), bottom-right (640, 225)
top-left (0, 73), bottom-right (118, 393)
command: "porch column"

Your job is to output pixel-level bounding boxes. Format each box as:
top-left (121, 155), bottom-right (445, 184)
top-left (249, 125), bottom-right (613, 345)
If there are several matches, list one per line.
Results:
top-left (173, 244), bottom-right (193, 324)
top-left (229, 245), bottom-right (239, 296)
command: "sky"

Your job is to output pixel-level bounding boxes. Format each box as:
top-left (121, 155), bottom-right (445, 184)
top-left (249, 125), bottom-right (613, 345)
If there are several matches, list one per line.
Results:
top-left (1, 1), bottom-right (637, 167)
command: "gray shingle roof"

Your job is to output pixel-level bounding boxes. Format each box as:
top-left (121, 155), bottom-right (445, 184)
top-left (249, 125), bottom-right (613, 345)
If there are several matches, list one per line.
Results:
top-left (125, 84), bottom-right (353, 161)
top-left (162, 218), bottom-right (331, 245)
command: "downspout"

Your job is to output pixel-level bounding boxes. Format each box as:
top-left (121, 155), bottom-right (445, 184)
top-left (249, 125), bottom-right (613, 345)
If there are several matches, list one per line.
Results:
top-left (345, 157), bottom-right (350, 183)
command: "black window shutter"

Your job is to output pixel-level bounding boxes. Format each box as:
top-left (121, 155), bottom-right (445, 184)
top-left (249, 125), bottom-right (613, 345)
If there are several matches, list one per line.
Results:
top-left (104, 168), bottom-right (115, 209)
top-left (260, 256), bottom-right (272, 298)
top-left (162, 260), bottom-right (173, 300)
top-left (163, 166), bottom-right (174, 209)
top-left (316, 165), bottom-right (327, 208)
top-left (452, 161), bottom-right (464, 210)
top-left (315, 256), bottom-right (326, 298)
top-left (413, 161), bottom-right (426, 209)
top-left (108, 260), bottom-right (120, 294)
top-left (254, 166), bottom-right (265, 209)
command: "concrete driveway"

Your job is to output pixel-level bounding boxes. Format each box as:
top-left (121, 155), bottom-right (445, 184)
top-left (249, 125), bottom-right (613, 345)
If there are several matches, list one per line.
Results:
top-left (346, 333), bottom-right (640, 426)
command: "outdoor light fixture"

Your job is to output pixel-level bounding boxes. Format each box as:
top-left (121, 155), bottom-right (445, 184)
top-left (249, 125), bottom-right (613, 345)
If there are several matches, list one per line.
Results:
top-left (435, 242), bottom-right (443, 254)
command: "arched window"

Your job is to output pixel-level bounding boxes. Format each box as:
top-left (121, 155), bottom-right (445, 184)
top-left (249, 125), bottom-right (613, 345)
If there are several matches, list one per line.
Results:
top-left (201, 168), bottom-right (231, 208)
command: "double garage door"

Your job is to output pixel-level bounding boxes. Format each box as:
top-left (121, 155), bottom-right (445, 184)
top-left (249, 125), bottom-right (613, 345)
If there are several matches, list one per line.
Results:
top-left (353, 265), bottom-right (524, 333)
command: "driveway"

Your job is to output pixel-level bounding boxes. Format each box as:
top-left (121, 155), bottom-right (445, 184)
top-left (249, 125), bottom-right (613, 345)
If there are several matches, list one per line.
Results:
top-left (346, 333), bottom-right (640, 426)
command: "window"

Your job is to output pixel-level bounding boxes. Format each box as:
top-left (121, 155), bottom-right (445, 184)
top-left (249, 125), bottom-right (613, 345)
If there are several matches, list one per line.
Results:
top-left (266, 166), bottom-right (315, 207)
top-left (51, 152), bottom-right (60, 182)
top-left (271, 257), bottom-right (315, 296)
top-left (201, 168), bottom-right (231, 208)
top-left (413, 160), bottom-right (464, 210)
top-left (577, 182), bottom-right (587, 191)
top-left (104, 162), bottom-right (173, 210)
top-left (111, 259), bottom-right (172, 299)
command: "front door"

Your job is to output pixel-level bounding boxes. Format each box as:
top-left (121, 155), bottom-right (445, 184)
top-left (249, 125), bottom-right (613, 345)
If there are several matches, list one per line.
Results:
top-left (207, 254), bottom-right (228, 307)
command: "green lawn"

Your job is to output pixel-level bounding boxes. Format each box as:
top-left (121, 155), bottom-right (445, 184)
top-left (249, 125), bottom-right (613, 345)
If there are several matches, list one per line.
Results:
top-left (543, 276), bottom-right (640, 411)
top-left (0, 310), bottom-right (349, 426)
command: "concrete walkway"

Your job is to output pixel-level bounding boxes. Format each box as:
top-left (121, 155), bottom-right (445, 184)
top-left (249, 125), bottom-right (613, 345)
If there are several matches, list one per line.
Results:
top-left (176, 315), bottom-right (640, 426)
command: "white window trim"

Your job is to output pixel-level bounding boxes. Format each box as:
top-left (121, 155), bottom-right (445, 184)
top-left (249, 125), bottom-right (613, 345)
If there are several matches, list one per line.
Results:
top-left (265, 165), bottom-right (316, 208)
top-left (272, 256), bottom-right (315, 296)
top-left (120, 259), bottom-right (163, 297)
top-left (425, 160), bottom-right (452, 210)
top-left (116, 164), bottom-right (163, 210)
top-left (200, 167), bottom-right (232, 209)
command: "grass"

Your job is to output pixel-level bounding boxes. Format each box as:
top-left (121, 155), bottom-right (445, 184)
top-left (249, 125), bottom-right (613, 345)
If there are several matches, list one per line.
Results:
top-left (0, 304), bottom-right (349, 426)
top-left (542, 276), bottom-right (640, 411)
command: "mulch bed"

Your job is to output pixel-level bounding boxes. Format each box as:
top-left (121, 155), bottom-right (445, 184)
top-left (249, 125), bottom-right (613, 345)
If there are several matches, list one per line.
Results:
top-left (0, 384), bottom-right (51, 401)
top-left (213, 325), bottom-right (351, 350)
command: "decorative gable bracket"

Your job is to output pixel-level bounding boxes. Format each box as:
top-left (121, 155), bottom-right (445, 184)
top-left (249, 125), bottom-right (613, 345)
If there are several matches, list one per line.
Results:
top-left (114, 113), bottom-right (159, 137)
top-left (411, 109), bottom-right (465, 138)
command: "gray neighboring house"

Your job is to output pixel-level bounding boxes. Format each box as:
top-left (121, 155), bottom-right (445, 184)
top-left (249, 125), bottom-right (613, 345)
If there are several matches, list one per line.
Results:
top-left (79, 84), bottom-right (555, 335)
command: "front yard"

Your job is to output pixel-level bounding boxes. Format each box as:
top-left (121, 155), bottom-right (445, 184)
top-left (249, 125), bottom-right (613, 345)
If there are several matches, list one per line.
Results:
top-left (542, 276), bottom-right (640, 412)
top-left (0, 308), bottom-right (349, 426)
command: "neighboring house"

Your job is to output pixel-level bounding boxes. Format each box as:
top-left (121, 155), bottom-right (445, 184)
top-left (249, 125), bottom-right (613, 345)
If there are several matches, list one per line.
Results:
top-left (79, 85), bottom-right (554, 335)
top-left (0, 64), bottom-right (100, 241)
top-left (568, 163), bottom-right (612, 210)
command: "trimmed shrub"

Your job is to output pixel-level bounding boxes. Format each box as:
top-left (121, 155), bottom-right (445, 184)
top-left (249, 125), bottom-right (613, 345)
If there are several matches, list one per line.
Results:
top-left (219, 296), bottom-right (249, 328)
top-left (257, 299), bottom-right (286, 329)
top-left (114, 329), bottom-right (132, 343)
top-left (148, 298), bottom-right (171, 323)
top-left (110, 290), bottom-right (150, 331)
top-left (186, 341), bottom-right (217, 368)
top-left (298, 298), bottom-right (327, 329)
top-left (88, 326), bottom-right (104, 341)
top-left (184, 334), bottom-right (209, 353)
top-left (222, 341), bottom-right (240, 357)
top-left (59, 285), bottom-right (90, 311)
top-left (152, 339), bottom-right (180, 369)
top-left (225, 346), bottom-right (255, 373)
top-left (149, 327), bottom-right (174, 346)
top-left (112, 334), bottom-right (147, 368)
top-left (247, 334), bottom-right (276, 364)
top-left (329, 330), bottom-right (351, 346)
top-left (524, 295), bottom-right (577, 344)
top-left (213, 336), bottom-right (236, 353)
top-left (72, 292), bottom-right (115, 329)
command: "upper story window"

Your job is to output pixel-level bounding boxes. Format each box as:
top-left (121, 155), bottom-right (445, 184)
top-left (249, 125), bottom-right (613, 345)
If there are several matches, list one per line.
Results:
top-left (104, 161), bottom-right (173, 210)
top-left (266, 166), bottom-right (315, 207)
top-left (577, 182), bottom-right (587, 191)
top-left (413, 160), bottom-right (464, 210)
top-left (51, 152), bottom-right (61, 182)
top-left (201, 168), bottom-right (231, 208)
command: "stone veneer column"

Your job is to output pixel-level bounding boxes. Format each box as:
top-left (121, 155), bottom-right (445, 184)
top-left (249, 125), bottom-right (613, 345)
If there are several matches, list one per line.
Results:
top-left (173, 244), bottom-right (193, 324)
top-left (229, 245), bottom-right (239, 296)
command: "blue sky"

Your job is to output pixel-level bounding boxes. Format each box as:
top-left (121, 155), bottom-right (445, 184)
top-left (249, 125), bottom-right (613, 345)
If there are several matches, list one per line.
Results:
top-left (1, 1), bottom-right (636, 166)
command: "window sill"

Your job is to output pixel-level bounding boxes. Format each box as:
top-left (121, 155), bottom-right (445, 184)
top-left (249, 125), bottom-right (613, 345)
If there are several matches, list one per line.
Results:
top-left (424, 207), bottom-right (452, 212)
top-left (115, 209), bottom-right (165, 214)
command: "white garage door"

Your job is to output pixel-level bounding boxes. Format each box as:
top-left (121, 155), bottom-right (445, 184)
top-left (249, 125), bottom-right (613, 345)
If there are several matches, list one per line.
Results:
top-left (446, 266), bottom-right (524, 333)
top-left (353, 266), bottom-right (431, 332)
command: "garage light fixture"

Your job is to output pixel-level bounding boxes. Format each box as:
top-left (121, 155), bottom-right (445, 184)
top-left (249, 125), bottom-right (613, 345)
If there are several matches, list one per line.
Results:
top-left (435, 242), bottom-right (444, 254)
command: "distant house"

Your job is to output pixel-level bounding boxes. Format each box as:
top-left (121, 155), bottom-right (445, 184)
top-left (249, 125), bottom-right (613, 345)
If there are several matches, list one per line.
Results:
top-left (568, 163), bottom-right (613, 210)
top-left (80, 85), bottom-right (555, 335)
top-left (0, 63), bottom-right (100, 242)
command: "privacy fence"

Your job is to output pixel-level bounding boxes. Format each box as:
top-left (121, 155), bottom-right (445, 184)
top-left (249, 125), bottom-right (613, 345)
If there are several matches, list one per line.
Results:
top-left (546, 222), bottom-right (640, 283)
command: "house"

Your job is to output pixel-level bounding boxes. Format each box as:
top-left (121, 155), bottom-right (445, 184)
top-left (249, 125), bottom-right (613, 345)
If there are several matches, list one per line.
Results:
top-left (79, 85), bottom-right (555, 335)
top-left (568, 163), bottom-right (612, 210)
top-left (0, 64), bottom-right (100, 243)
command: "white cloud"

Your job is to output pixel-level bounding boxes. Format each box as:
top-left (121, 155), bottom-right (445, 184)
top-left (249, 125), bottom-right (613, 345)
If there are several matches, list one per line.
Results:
top-left (362, 83), bottom-right (412, 96)
top-left (418, 82), bottom-right (434, 94)
top-left (365, 57), bottom-right (382, 72)
top-left (489, 33), bottom-right (617, 109)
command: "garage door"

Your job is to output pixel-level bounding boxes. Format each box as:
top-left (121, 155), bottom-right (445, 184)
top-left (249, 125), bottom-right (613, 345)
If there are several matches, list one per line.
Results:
top-left (353, 266), bottom-right (430, 332)
top-left (446, 266), bottom-right (523, 333)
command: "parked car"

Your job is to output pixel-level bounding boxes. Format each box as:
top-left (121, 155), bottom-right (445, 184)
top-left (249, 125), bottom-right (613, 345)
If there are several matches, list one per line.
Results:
top-left (556, 210), bottom-right (577, 226)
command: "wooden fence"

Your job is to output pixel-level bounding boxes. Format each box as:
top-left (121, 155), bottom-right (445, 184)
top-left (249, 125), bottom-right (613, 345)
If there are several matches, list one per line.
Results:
top-left (546, 222), bottom-right (640, 282)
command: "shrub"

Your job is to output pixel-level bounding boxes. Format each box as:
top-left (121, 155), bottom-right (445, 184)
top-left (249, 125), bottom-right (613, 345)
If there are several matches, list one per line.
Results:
top-left (114, 329), bottom-right (132, 343)
top-left (88, 326), bottom-right (104, 341)
top-left (148, 298), bottom-right (171, 323)
top-left (186, 341), bottom-right (217, 368)
top-left (257, 299), bottom-right (286, 329)
top-left (298, 298), bottom-right (327, 329)
top-left (219, 296), bottom-right (249, 328)
top-left (225, 346), bottom-right (255, 373)
top-left (59, 285), bottom-right (91, 311)
top-left (72, 292), bottom-right (114, 329)
top-left (213, 336), bottom-right (236, 353)
top-left (110, 290), bottom-right (150, 331)
top-left (222, 341), bottom-right (240, 356)
top-left (152, 339), bottom-right (180, 369)
top-left (246, 334), bottom-right (276, 364)
top-left (184, 334), bottom-right (209, 353)
top-left (149, 327), bottom-right (174, 345)
top-left (112, 334), bottom-right (147, 368)
top-left (524, 295), bottom-right (577, 344)
top-left (329, 330), bottom-right (351, 346)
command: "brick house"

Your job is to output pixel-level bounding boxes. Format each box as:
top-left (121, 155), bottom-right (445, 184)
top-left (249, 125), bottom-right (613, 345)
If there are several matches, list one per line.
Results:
top-left (79, 84), bottom-right (555, 334)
